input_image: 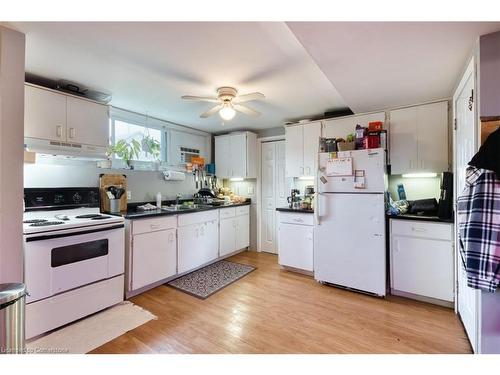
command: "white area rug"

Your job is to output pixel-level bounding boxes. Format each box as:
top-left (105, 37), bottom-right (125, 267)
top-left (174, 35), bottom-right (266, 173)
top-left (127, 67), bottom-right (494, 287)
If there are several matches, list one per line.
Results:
top-left (26, 301), bottom-right (156, 354)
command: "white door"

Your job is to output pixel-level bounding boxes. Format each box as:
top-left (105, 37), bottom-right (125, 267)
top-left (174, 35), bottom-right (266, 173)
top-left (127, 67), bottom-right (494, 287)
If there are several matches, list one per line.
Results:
top-left (24, 85), bottom-right (67, 142)
top-left (454, 58), bottom-right (479, 352)
top-left (260, 142), bottom-right (277, 253)
top-left (278, 223), bottom-right (313, 271)
top-left (219, 218), bottom-right (236, 256)
top-left (66, 97), bottom-right (109, 147)
top-left (389, 106), bottom-right (418, 174)
top-left (285, 125), bottom-right (304, 177)
top-left (275, 141), bottom-right (288, 208)
top-left (132, 229), bottom-right (176, 290)
top-left (303, 122), bottom-right (322, 177)
top-left (416, 101), bottom-right (449, 172)
top-left (314, 193), bottom-right (386, 296)
top-left (230, 133), bottom-right (247, 178)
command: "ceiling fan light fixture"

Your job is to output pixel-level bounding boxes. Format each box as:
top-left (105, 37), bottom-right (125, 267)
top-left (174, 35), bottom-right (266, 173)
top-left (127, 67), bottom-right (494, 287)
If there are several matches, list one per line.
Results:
top-left (219, 103), bottom-right (236, 121)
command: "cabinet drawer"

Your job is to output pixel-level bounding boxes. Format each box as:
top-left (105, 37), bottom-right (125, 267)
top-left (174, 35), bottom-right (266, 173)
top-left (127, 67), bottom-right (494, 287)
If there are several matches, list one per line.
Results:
top-left (132, 216), bottom-right (177, 235)
top-left (219, 207), bottom-right (236, 219)
top-left (235, 205), bottom-right (250, 216)
top-left (278, 212), bottom-right (313, 226)
top-left (178, 210), bottom-right (218, 227)
top-left (391, 219), bottom-right (452, 241)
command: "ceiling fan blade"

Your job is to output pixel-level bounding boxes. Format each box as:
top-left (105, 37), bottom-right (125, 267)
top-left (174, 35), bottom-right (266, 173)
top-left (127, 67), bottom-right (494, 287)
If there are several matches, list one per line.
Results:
top-left (233, 92), bottom-right (265, 103)
top-left (181, 95), bottom-right (220, 103)
top-left (233, 104), bottom-right (261, 117)
top-left (200, 104), bottom-right (223, 118)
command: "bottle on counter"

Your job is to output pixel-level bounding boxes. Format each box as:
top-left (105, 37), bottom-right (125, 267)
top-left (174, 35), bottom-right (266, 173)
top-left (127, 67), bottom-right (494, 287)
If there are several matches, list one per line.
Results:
top-left (156, 192), bottom-right (162, 209)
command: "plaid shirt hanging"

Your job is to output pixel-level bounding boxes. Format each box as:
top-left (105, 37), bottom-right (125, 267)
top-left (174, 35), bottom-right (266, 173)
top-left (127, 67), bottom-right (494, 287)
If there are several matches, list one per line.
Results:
top-left (457, 167), bottom-right (500, 292)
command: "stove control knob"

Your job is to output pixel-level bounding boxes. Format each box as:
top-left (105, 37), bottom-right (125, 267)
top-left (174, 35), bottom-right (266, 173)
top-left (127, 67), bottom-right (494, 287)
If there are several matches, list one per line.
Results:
top-left (73, 192), bottom-right (82, 204)
top-left (88, 191), bottom-right (98, 204)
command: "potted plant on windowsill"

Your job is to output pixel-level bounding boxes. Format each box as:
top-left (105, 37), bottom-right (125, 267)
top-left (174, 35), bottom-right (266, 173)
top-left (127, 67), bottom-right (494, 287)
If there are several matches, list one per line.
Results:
top-left (107, 139), bottom-right (142, 169)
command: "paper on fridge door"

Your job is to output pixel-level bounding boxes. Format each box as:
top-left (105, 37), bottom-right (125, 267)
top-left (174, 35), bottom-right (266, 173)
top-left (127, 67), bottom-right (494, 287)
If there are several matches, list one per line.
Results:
top-left (326, 157), bottom-right (353, 177)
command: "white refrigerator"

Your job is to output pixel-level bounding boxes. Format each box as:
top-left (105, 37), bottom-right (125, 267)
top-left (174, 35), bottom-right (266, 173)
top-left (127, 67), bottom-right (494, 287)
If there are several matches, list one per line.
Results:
top-left (314, 148), bottom-right (387, 296)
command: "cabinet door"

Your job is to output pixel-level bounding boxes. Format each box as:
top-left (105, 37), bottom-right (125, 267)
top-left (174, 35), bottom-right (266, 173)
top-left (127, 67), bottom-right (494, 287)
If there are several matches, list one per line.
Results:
top-left (389, 107), bottom-right (418, 174)
top-left (132, 228), bottom-right (176, 290)
top-left (285, 125), bottom-right (304, 177)
top-left (215, 136), bottom-right (230, 178)
top-left (219, 218), bottom-right (236, 256)
top-left (199, 219), bottom-right (219, 264)
top-left (278, 223), bottom-right (313, 271)
top-left (230, 133), bottom-right (247, 178)
top-left (66, 97), bottom-right (109, 146)
top-left (303, 122), bottom-right (321, 177)
top-left (235, 214), bottom-right (250, 250)
top-left (391, 235), bottom-right (454, 301)
top-left (416, 101), bottom-right (448, 172)
top-left (25, 85), bottom-right (67, 141)
top-left (178, 224), bottom-right (201, 273)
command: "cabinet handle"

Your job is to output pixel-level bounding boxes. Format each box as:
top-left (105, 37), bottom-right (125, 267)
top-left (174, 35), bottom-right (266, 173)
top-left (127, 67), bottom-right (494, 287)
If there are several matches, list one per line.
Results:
top-left (69, 127), bottom-right (76, 139)
top-left (300, 166), bottom-right (304, 175)
top-left (411, 227), bottom-right (426, 232)
top-left (306, 166), bottom-right (311, 176)
top-left (56, 125), bottom-right (63, 138)
top-left (293, 218), bottom-right (303, 223)
top-left (195, 228), bottom-right (199, 237)
top-left (150, 224), bottom-right (160, 230)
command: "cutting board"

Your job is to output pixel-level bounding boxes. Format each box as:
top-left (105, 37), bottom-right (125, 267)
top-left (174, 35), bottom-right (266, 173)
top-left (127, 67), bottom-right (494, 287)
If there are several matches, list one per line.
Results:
top-left (99, 174), bottom-right (127, 213)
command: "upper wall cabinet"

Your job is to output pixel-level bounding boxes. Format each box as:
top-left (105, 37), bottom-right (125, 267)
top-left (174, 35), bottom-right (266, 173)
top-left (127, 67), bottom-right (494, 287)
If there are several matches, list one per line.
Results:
top-left (215, 132), bottom-right (257, 179)
top-left (323, 112), bottom-right (386, 139)
top-left (25, 84), bottom-right (109, 147)
top-left (389, 101), bottom-right (448, 174)
top-left (285, 122), bottom-right (322, 177)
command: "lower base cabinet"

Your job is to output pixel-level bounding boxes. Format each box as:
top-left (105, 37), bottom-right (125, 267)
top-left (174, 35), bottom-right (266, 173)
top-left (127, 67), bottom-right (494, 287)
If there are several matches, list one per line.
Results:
top-left (390, 219), bottom-right (454, 303)
top-left (219, 206), bottom-right (250, 257)
top-left (178, 213), bottom-right (219, 274)
top-left (131, 228), bottom-right (177, 290)
top-left (278, 212), bottom-right (314, 272)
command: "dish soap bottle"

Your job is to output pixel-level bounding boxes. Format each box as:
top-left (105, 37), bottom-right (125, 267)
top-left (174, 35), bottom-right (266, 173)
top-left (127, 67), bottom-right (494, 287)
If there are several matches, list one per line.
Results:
top-left (156, 192), bottom-right (162, 209)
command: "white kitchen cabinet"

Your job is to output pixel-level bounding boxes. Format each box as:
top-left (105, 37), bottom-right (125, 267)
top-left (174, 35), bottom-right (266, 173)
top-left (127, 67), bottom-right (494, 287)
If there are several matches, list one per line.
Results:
top-left (66, 96), bottom-right (109, 147)
top-left (131, 228), bottom-right (177, 290)
top-left (285, 122), bottom-right (321, 177)
top-left (25, 84), bottom-right (67, 142)
top-left (390, 219), bottom-right (454, 303)
top-left (389, 101), bottom-right (448, 174)
top-left (219, 206), bottom-right (250, 257)
top-left (24, 84), bottom-right (109, 148)
top-left (278, 212), bottom-right (314, 272)
top-left (178, 211), bottom-right (219, 273)
top-left (214, 132), bottom-right (257, 178)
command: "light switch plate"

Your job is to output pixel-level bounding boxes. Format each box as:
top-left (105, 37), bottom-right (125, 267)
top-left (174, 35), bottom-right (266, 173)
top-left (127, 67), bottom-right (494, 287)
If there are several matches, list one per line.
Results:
top-left (126, 190), bottom-right (132, 200)
top-left (248, 186), bottom-right (254, 195)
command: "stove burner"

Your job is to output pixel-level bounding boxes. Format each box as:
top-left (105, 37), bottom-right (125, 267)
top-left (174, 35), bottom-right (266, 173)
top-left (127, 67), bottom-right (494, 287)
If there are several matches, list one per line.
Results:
top-left (75, 214), bottom-right (103, 219)
top-left (23, 219), bottom-right (48, 224)
top-left (91, 216), bottom-right (111, 220)
top-left (29, 221), bottom-right (64, 227)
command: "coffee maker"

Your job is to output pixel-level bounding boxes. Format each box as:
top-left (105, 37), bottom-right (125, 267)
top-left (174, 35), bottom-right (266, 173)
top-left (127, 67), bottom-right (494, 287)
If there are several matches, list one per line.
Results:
top-left (287, 189), bottom-right (301, 209)
top-left (437, 172), bottom-right (453, 220)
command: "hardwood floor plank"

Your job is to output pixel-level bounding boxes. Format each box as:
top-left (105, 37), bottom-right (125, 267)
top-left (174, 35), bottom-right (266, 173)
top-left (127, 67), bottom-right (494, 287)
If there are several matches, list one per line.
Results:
top-left (90, 251), bottom-right (471, 354)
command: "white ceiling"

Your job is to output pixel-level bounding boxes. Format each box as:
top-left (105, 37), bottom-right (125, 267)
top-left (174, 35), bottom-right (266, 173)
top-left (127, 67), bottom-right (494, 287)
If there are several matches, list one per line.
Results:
top-left (287, 22), bottom-right (500, 113)
top-left (6, 22), bottom-right (500, 132)
top-left (7, 22), bottom-right (348, 133)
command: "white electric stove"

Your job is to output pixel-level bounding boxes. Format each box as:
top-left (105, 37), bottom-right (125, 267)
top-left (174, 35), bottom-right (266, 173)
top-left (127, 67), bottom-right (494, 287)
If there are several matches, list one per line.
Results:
top-left (23, 187), bottom-right (125, 339)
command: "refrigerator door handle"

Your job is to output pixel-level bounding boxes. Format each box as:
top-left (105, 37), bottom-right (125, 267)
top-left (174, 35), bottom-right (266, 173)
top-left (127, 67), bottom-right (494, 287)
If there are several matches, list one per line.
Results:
top-left (315, 192), bottom-right (321, 225)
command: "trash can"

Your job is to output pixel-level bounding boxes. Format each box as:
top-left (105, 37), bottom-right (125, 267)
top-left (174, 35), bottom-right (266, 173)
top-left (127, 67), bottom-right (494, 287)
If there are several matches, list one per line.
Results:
top-left (0, 283), bottom-right (27, 354)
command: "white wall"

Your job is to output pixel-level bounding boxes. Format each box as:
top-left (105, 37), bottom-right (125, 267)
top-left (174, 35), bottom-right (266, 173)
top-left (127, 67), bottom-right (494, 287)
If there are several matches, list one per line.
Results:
top-left (388, 174), bottom-right (441, 201)
top-left (24, 158), bottom-right (198, 203)
top-left (0, 27), bottom-right (25, 283)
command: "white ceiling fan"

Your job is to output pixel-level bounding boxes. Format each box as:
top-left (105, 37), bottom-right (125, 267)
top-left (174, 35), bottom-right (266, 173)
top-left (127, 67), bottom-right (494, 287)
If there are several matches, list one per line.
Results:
top-left (182, 87), bottom-right (265, 121)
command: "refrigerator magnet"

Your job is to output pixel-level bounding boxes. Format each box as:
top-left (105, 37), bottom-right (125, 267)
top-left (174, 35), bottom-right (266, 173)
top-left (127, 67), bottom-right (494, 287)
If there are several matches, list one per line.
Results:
top-left (354, 170), bottom-right (366, 189)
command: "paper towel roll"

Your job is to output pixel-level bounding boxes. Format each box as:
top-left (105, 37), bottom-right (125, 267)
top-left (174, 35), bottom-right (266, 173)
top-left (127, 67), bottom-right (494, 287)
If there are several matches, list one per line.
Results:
top-left (163, 170), bottom-right (186, 181)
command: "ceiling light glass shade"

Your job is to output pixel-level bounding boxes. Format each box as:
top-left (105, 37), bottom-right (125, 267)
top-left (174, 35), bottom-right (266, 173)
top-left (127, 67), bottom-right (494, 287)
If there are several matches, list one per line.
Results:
top-left (219, 104), bottom-right (236, 121)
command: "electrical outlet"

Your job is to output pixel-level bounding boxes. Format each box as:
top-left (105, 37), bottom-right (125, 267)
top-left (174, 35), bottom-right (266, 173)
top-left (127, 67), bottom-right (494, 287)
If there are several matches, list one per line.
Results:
top-left (126, 190), bottom-right (131, 200)
top-left (248, 186), bottom-right (254, 195)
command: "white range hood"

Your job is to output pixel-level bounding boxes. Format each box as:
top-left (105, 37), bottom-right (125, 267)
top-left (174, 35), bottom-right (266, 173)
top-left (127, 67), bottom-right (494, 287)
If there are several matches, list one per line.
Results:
top-left (24, 137), bottom-right (108, 160)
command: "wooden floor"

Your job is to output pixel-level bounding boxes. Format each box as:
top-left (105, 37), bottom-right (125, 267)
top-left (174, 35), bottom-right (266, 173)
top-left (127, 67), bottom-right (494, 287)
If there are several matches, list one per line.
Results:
top-left (91, 251), bottom-right (472, 354)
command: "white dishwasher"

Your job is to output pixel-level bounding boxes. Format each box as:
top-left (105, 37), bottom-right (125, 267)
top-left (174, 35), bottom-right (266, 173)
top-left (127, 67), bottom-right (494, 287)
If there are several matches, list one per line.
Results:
top-left (277, 210), bottom-right (314, 273)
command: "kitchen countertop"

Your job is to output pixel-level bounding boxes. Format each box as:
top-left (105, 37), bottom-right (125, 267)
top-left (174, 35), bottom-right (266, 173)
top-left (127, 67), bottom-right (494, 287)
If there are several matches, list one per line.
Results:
top-left (387, 214), bottom-right (454, 224)
top-left (117, 201), bottom-right (251, 220)
top-left (276, 207), bottom-right (314, 214)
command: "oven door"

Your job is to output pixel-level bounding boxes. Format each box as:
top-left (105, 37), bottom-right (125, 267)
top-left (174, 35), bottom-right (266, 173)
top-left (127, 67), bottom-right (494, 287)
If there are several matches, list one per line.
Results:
top-left (24, 224), bottom-right (124, 303)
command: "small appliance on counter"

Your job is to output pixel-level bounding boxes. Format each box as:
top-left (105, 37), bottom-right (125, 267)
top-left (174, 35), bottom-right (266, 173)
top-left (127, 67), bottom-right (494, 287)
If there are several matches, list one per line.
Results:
top-left (408, 198), bottom-right (438, 216)
top-left (302, 185), bottom-right (315, 210)
top-left (287, 189), bottom-right (301, 209)
top-left (437, 172), bottom-right (453, 220)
